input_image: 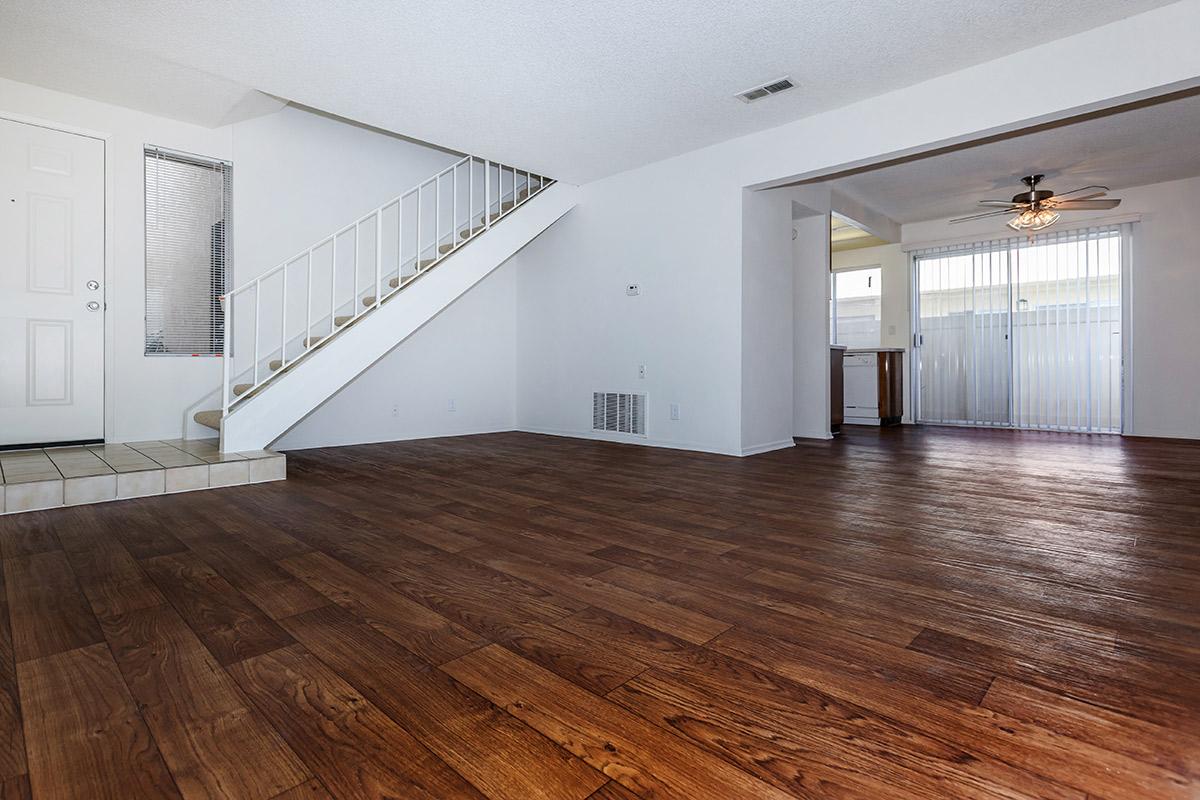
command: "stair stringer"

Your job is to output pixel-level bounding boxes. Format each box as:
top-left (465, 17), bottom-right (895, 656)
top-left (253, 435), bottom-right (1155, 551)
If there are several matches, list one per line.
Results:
top-left (220, 182), bottom-right (578, 452)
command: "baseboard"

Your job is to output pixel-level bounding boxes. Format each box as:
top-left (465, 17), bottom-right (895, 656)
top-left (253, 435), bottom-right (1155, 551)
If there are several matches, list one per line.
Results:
top-left (793, 429), bottom-right (834, 441)
top-left (516, 426), bottom-right (741, 457)
top-left (740, 439), bottom-right (796, 457)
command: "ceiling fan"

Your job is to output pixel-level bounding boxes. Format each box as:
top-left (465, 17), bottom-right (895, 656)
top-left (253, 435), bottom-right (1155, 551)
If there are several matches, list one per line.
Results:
top-left (951, 175), bottom-right (1121, 231)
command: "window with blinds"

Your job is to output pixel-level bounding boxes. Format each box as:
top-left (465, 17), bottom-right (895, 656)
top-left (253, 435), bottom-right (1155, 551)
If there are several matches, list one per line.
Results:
top-left (144, 147), bottom-right (232, 356)
top-left (911, 224), bottom-right (1125, 433)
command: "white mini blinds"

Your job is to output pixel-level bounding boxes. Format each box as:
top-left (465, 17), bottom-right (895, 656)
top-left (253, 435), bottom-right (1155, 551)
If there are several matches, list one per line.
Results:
top-left (144, 147), bottom-right (232, 356)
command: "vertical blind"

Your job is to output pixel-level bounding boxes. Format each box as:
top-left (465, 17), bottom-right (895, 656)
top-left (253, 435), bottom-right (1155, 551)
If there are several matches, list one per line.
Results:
top-left (913, 224), bottom-right (1124, 433)
top-left (144, 146), bottom-right (232, 356)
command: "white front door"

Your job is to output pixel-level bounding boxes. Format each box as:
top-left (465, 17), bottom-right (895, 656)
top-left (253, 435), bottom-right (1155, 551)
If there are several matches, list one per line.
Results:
top-left (0, 118), bottom-right (105, 446)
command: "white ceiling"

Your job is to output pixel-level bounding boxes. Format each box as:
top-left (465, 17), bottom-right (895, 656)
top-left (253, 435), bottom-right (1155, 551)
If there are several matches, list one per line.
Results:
top-left (0, 0), bottom-right (1178, 183)
top-left (830, 92), bottom-right (1200, 224)
top-left (0, 13), bottom-right (285, 127)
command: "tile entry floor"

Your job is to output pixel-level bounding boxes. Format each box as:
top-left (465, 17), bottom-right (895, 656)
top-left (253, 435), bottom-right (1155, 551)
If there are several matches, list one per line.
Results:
top-left (0, 439), bottom-right (285, 515)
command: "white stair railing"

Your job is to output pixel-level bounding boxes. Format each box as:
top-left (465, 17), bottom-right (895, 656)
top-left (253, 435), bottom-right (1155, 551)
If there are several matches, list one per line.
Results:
top-left (218, 157), bottom-right (551, 420)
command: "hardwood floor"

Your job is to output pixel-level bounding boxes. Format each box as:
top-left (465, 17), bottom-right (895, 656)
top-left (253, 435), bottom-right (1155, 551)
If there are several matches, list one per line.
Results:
top-left (1, 426), bottom-right (1198, 799)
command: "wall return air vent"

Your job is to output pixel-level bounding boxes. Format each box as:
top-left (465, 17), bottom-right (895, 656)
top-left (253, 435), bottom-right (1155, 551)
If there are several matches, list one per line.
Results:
top-left (593, 392), bottom-right (647, 436)
top-left (735, 76), bottom-right (795, 103)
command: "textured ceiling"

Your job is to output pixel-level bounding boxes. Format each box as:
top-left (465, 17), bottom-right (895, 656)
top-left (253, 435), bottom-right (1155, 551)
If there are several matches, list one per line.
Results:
top-left (0, 0), bottom-right (1179, 182)
top-left (830, 92), bottom-right (1200, 224)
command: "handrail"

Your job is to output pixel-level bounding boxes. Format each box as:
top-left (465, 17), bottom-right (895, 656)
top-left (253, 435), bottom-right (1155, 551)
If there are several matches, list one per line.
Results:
top-left (214, 155), bottom-right (552, 424)
top-left (222, 154), bottom-right (472, 300)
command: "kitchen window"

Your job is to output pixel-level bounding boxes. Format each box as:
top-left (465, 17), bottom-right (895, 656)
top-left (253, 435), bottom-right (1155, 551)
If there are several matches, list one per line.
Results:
top-left (830, 266), bottom-right (882, 349)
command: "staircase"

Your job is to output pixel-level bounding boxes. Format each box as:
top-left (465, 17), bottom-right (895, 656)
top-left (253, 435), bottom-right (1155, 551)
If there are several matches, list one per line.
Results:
top-left (193, 156), bottom-right (577, 452)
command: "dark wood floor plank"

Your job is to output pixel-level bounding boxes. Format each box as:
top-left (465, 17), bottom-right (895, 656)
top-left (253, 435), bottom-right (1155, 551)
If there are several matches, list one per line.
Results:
top-left (584, 782), bottom-right (641, 800)
top-left (280, 604), bottom-right (605, 800)
top-left (229, 644), bottom-right (485, 799)
top-left (487, 618), bottom-right (648, 696)
top-left (442, 644), bottom-right (797, 800)
top-left (182, 537), bottom-right (329, 621)
top-left (981, 676), bottom-right (1200, 780)
top-left (0, 513), bottom-right (59, 560)
top-left (711, 625), bottom-right (1193, 800)
top-left (609, 665), bottom-right (1074, 800)
top-left (0, 775), bottom-right (31, 800)
top-left (0, 565), bottom-right (26, 783)
top-left (276, 550), bottom-right (486, 665)
top-left (4, 550), bottom-right (103, 663)
top-left (592, 546), bottom-right (922, 647)
top-left (140, 551), bottom-right (295, 666)
top-left (466, 548), bottom-right (732, 645)
top-left (55, 505), bottom-right (166, 621)
top-left (269, 778), bottom-right (332, 800)
top-left (2, 427), bottom-right (1198, 799)
top-left (98, 500), bottom-right (189, 560)
top-left (101, 603), bottom-right (310, 799)
top-left (16, 643), bottom-right (181, 799)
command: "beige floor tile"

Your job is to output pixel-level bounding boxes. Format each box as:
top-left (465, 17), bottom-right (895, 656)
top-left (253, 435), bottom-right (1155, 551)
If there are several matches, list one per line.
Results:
top-left (46, 447), bottom-right (116, 479)
top-left (247, 455), bottom-right (287, 483)
top-left (127, 441), bottom-right (207, 468)
top-left (5, 479), bottom-right (64, 512)
top-left (89, 444), bottom-right (161, 473)
top-left (116, 469), bottom-right (166, 499)
top-left (209, 460), bottom-right (250, 487)
top-left (64, 474), bottom-right (118, 505)
top-left (165, 464), bottom-right (209, 493)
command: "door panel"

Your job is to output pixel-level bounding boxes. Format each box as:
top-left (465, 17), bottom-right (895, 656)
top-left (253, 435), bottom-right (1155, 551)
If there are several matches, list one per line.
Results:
top-left (914, 245), bottom-right (1011, 427)
top-left (0, 118), bottom-right (104, 446)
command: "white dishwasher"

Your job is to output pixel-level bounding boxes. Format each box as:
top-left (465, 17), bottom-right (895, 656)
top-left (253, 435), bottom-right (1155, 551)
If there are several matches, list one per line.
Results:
top-left (843, 352), bottom-right (880, 425)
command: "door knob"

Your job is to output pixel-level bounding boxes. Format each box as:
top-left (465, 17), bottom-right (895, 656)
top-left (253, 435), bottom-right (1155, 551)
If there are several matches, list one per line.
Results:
top-left (86, 301), bottom-right (100, 311)
top-left (86, 280), bottom-right (100, 290)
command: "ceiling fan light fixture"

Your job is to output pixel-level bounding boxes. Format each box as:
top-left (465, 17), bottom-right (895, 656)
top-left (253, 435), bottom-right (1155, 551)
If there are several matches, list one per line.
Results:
top-left (1007, 208), bottom-right (1060, 232)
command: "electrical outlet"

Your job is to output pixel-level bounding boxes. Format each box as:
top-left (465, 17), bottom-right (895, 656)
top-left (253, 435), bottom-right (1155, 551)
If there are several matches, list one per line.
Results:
top-left (447, 399), bottom-right (456, 412)
top-left (638, 364), bottom-right (646, 379)
top-left (391, 404), bottom-right (399, 418)
top-left (626, 283), bottom-right (640, 296)
top-left (669, 403), bottom-right (680, 421)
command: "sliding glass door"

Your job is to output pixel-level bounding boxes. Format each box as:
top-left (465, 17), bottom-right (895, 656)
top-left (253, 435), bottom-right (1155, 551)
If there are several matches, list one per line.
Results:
top-left (913, 224), bottom-right (1125, 433)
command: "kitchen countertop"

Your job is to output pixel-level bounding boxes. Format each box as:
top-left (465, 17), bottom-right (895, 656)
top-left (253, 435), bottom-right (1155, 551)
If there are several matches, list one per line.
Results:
top-left (844, 347), bottom-right (905, 353)
top-left (830, 344), bottom-right (848, 351)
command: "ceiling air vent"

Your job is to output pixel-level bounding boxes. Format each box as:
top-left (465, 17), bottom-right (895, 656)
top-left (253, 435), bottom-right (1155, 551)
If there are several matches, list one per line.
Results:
top-left (735, 76), bottom-right (795, 103)
top-left (593, 392), bottom-right (647, 436)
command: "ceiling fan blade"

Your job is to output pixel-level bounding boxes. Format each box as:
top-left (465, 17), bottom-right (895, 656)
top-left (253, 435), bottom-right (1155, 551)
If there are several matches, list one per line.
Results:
top-left (1048, 191), bottom-right (1105, 204)
top-left (977, 201), bottom-right (1022, 208)
top-left (1048, 185), bottom-right (1109, 200)
top-left (1054, 199), bottom-right (1121, 210)
top-left (951, 208), bottom-right (1020, 223)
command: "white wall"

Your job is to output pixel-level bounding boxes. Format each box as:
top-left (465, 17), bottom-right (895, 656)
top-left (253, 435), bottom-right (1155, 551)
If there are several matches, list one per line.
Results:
top-left (903, 174), bottom-right (1200, 440)
top-left (231, 106), bottom-right (461, 283)
top-left (0, 76), bottom-right (233, 443)
top-left (793, 213), bottom-right (832, 439)
top-left (740, 188), bottom-right (795, 454)
top-left (513, 155), bottom-right (745, 456)
top-left (273, 261), bottom-right (517, 449)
